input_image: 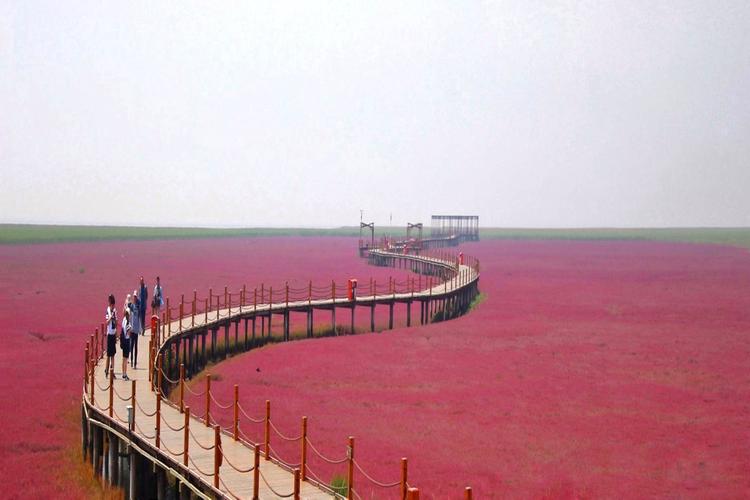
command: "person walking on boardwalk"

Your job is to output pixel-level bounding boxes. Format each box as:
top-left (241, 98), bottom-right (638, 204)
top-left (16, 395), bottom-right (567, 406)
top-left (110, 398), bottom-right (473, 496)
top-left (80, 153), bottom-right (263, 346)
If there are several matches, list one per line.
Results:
top-left (105, 294), bottom-right (117, 377)
top-left (130, 289), bottom-right (141, 369)
top-left (152, 276), bottom-right (163, 316)
top-left (120, 308), bottom-right (132, 381)
top-left (139, 276), bottom-right (148, 333)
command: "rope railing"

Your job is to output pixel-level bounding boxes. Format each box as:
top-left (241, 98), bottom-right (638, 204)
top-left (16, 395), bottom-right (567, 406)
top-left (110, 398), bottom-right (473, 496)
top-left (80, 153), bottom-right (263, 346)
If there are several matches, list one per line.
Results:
top-left (217, 476), bottom-right (243, 500)
top-left (237, 402), bottom-right (264, 424)
top-left (184, 384), bottom-right (207, 397)
top-left (269, 419), bottom-right (302, 442)
top-left (189, 428), bottom-right (217, 451)
top-left (267, 443), bottom-right (301, 468)
top-left (160, 414), bottom-right (186, 433)
top-left (188, 454), bottom-right (217, 477)
top-left (111, 384), bottom-right (132, 402)
top-left (305, 437), bottom-right (348, 464)
top-left (160, 438), bottom-right (185, 458)
top-left (134, 420), bottom-right (156, 440)
top-left (216, 443), bottom-right (256, 473)
top-left (209, 391), bottom-right (233, 410)
top-left (85, 246), bottom-right (480, 498)
top-left (353, 459), bottom-right (401, 488)
top-left (258, 468), bottom-right (295, 498)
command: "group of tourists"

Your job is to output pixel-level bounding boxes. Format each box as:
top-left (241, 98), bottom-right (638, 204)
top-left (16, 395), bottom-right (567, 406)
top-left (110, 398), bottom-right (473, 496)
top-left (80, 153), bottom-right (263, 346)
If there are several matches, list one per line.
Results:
top-left (105, 276), bottom-right (164, 380)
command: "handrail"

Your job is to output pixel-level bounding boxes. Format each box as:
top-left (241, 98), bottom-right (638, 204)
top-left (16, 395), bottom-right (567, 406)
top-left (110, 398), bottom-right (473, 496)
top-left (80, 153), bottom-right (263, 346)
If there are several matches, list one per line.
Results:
top-left (83, 245), bottom-right (480, 498)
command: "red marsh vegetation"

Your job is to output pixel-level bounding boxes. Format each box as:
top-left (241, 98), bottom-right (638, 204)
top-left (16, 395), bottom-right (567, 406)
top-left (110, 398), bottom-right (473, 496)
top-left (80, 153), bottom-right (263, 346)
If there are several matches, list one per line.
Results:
top-left (2, 237), bottom-right (749, 498)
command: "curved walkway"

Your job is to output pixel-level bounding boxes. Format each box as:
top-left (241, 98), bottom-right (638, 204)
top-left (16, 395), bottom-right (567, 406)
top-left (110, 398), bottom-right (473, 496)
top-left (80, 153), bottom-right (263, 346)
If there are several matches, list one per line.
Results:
top-left (82, 247), bottom-right (480, 499)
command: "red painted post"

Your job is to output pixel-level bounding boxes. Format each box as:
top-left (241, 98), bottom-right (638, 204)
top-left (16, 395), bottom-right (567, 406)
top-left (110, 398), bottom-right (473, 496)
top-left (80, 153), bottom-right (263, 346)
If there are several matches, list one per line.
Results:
top-left (155, 392), bottom-right (161, 448)
top-left (130, 379), bottom-right (136, 427)
top-left (179, 295), bottom-right (183, 330)
top-left (179, 364), bottom-right (185, 413)
top-left (332, 280), bottom-right (336, 304)
top-left (406, 487), bottom-right (420, 500)
top-left (183, 406), bottom-right (190, 467)
top-left (84, 344), bottom-right (89, 386)
top-left (214, 425), bottom-right (221, 488)
top-left (294, 468), bottom-right (300, 500)
top-left (401, 458), bottom-right (408, 500)
top-left (108, 368), bottom-right (114, 418)
top-left (205, 374), bottom-right (211, 427)
top-left (301, 416), bottom-right (308, 481)
top-left (264, 400), bottom-right (270, 460)
top-left (347, 436), bottom-right (354, 499)
top-left (166, 298), bottom-right (171, 335)
top-left (253, 444), bottom-right (260, 500)
top-left (90, 359), bottom-right (95, 404)
top-left (465, 486), bottom-right (473, 500)
top-left (233, 384), bottom-right (239, 441)
top-left (157, 353), bottom-right (164, 396)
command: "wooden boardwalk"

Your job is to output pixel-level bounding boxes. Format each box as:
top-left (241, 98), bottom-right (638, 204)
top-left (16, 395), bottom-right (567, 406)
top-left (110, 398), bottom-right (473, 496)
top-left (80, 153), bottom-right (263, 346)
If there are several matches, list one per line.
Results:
top-left (83, 247), bottom-right (480, 499)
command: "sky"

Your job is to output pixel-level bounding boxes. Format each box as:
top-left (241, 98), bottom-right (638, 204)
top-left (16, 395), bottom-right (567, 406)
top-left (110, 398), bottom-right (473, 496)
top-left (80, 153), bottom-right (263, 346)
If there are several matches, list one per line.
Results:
top-left (1, 1), bottom-right (749, 228)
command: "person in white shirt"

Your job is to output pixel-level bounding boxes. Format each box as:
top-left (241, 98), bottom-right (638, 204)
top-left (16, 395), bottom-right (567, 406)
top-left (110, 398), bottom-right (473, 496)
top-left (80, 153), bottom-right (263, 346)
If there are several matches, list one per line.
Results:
top-left (105, 294), bottom-right (117, 377)
top-left (121, 309), bottom-right (132, 381)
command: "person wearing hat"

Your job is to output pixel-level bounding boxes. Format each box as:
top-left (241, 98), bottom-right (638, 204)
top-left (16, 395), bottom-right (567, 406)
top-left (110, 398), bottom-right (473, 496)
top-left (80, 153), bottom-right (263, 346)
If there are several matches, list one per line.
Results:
top-left (130, 289), bottom-right (141, 368)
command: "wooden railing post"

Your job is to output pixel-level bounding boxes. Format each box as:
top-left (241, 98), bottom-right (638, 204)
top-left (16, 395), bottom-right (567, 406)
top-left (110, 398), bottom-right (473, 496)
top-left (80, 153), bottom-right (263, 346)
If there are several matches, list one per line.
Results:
top-left (224, 286), bottom-right (228, 311)
top-left (209, 288), bottom-right (213, 312)
top-left (253, 444), bottom-right (260, 500)
top-left (229, 292), bottom-right (232, 316)
top-left (242, 284), bottom-right (247, 308)
top-left (301, 416), bottom-right (308, 481)
top-left (204, 298), bottom-right (208, 324)
top-left (166, 298), bottom-right (170, 335)
top-left (286, 282), bottom-right (289, 306)
top-left (179, 363), bottom-right (185, 413)
top-left (192, 290), bottom-right (196, 326)
top-left (332, 281), bottom-right (336, 304)
top-left (205, 374), bottom-right (211, 427)
top-left (308, 281), bottom-right (312, 306)
top-left (108, 368), bottom-right (114, 418)
top-left (347, 436), bottom-right (354, 499)
top-left (179, 295), bottom-right (184, 330)
top-left (183, 406), bottom-right (190, 467)
top-left (214, 425), bottom-right (221, 489)
top-left (294, 468), bottom-right (300, 500)
top-left (131, 380), bottom-right (136, 427)
top-left (264, 400), bottom-right (270, 460)
top-left (254, 287), bottom-right (258, 313)
top-left (464, 486), bottom-right (473, 500)
top-left (406, 487), bottom-right (420, 500)
top-left (233, 384), bottom-right (239, 441)
top-left (157, 353), bottom-right (163, 396)
top-left (401, 457), bottom-right (408, 500)
top-left (155, 392), bottom-right (161, 448)
top-left (84, 344), bottom-right (89, 386)
top-left (89, 359), bottom-right (95, 404)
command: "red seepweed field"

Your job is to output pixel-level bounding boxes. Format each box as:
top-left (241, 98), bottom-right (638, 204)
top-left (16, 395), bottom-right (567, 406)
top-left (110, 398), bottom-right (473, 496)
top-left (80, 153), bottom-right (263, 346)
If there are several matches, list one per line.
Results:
top-left (1, 235), bottom-right (750, 498)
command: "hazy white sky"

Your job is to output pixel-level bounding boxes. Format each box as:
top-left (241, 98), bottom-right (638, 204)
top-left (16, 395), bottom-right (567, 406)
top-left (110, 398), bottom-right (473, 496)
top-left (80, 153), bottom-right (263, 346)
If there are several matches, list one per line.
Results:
top-left (1, 1), bottom-right (749, 228)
